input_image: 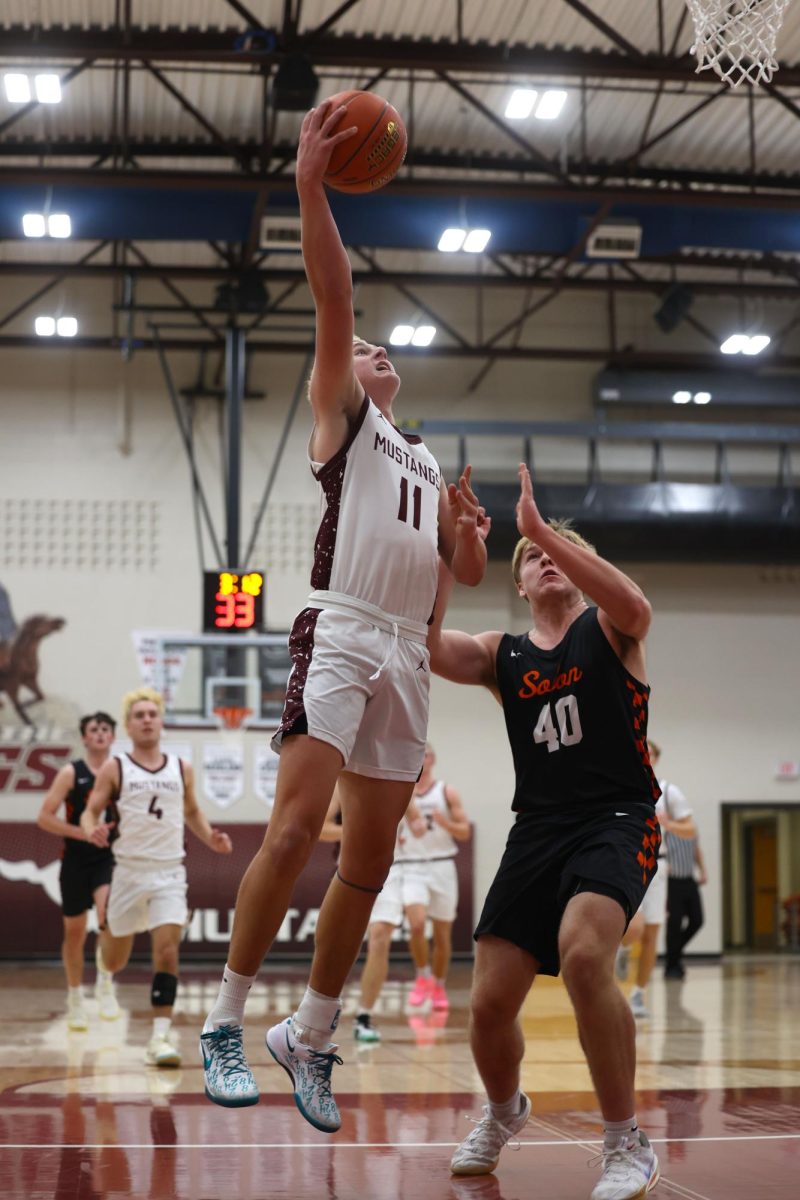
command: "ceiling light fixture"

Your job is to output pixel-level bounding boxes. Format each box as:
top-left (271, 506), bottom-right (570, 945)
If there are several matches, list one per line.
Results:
top-left (693, 391), bottom-right (712, 404)
top-left (47, 213), bottom-right (71, 238)
top-left (438, 228), bottom-right (466, 253)
top-left (34, 74), bottom-right (62, 104)
top-left (535, 89), bottom-right (568, 120)
top-left (411, 325), bottom-right (436, 347)
top-left (389, 324), bottom-right (415, 346)
top-left (721, 332), bottom-right (771, 355)
top-left (462, 229), bottom-right (492, 253)
top-left (505, 88), bottom-right (538, 120)
top-left (22, 213), bottom-right (46, 238)
top-left (34, 316), bottom-right (56, 337)
top-left (672, 390), bottom-right (692, 404)
top-left (3, 73), bottom-right (31, 103)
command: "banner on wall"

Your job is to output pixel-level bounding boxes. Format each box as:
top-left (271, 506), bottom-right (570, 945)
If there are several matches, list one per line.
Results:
top-left (130, 630), bottom-right (190, 706)
top-left (0, 823), bottom-right (475, 958)
top-left (202, 741), bottom-right (244, 810)
top-left (253, 744), bottom-right (280, 816)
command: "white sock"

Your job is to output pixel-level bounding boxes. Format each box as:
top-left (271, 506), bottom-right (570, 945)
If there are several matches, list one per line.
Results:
top-left (489, 1090), bottom-right (525, 1125)
top-left (604, 1117), bottom-right (638, 1150)
top-left (153, 1016), bottom-right (171, 1039)
top-left (68, 986), bottom-right (84, 1002)
top-left (418, 966), bottom-right (431, 979)
top-left (204, 964), bottom-right (256, 1033)
top-left (95, 944), bottom-right (112, 978)
top-left (292, 986), bottom-right (342, 1048)
top-left (434, 977), bottom-right (446, 988)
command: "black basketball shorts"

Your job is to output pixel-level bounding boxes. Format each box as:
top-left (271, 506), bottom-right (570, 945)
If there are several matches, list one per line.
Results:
top-left (59, 854), bottom-right (114, 918)
top-left (475, 803), bottom-right (661, 976)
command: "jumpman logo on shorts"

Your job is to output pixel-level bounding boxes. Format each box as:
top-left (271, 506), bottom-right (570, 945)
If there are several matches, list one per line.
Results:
top-left (416, 659), bottom-right (426, 671)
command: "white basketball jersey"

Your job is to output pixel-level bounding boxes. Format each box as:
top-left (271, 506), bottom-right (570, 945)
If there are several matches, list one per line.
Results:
top-left (397, 780), bottom-right (457, 862)
top-left (113, 753), bottom-right (185, 865)
top-left (309, 397), bottom-right (441, 625)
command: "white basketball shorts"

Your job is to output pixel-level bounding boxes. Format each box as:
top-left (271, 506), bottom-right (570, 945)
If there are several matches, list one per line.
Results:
top-left (273, 606), bottom-right (430, 783)
top-left (107, 859), bottom-right (188, 937)
top-left (637, 860), bottom-right (667, 925)
top-left (371, 858), bottom-right (459, 926)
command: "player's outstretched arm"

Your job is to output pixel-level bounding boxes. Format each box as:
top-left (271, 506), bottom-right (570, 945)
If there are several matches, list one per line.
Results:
top-left (438, 465), bottom-right (489, 587)
top-left (80, 759), bottom-right (119, 847)
top-left (435, 786), bottom-right (471, 841)
top-left (183, 763), bottom-right (232, 853)
top-left (297, 101), bottom-right (362, 426)
top-left (427, 560), bottom-right (501, 692)
top-left (36, 764), bottom-right (83, 841)
top-left (516, 463), bottom-right (651, 642)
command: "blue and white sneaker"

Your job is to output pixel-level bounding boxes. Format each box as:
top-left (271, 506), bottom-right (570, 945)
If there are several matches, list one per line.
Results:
top-left (266, 1017), bottom-right (343, 1132)
top-left (200, 1024), bottom-right (259, 1108)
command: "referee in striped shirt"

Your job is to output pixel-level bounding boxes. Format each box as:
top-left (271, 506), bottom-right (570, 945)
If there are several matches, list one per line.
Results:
top-left (664, 787), bottom-right (707, 980)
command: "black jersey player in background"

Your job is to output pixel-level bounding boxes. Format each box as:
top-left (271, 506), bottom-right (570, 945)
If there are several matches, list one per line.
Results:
top-left (37, 711), bottom-right (120, 1030)
top-left (428, 465), bottom-right (661, 1200)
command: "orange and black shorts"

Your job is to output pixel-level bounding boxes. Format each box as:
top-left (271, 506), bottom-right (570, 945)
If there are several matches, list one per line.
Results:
top-left (475, 802), bottom-right (660, 976)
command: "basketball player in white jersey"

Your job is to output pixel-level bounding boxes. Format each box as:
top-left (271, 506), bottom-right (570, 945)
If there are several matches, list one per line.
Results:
top-left (82, 688), bottom-right (232, 1067)
top-left (200, 99), bottom-right (487, 1125)
top-left (402, 744), bottom-right (470, 1014)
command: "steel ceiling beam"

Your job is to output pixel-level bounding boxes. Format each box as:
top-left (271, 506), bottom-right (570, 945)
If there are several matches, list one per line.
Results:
top-left (559, 0), bottom-right (645, 60)
top-left (6, 26), bottom-right (800, 86)
top-left (6, 164), bottom-right (800, 210)
top-left (5, 136), bottom-right (800, 197)
top-left (4, 335), bottom-right (800, 370)
top-left (0, 260), bottom-right (798, 300)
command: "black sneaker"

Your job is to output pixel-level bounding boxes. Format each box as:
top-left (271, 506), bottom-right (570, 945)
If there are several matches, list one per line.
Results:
top-left (664, 965), bottom-right (685, 980)
top-left (354, 1013), bottom-right (381, 1043)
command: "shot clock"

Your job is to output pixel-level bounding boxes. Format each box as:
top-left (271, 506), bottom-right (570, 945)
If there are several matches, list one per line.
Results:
top-left (202, 570), bottom-right (265, 632)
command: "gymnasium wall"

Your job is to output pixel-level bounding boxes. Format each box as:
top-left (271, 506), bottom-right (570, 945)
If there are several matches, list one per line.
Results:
top-left (1, 331), bottom-right (798, 958)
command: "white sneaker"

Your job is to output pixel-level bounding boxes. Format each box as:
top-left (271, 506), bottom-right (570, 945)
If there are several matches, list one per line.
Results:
top-left (450, 1094), bottom-right (531, 1175)
top-left (266, 1016), bottom-right (343, 1132)
top-left (145, 1032), bottom-right (182, 1067)
top-left (200, 1024), bottom-right (259, 1108)
top-left (95, 945), bottom-right (120, 1020)
top-left (629, 990), bottom-right (650, 1019)
top-left (591, 1129), bottom-right (659, 1199)
top-left (67, 994), bottom-right (89, 1032)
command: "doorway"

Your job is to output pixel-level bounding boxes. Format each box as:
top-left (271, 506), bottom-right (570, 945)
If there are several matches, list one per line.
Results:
top-left (722, 804), bottom-right (800, 951)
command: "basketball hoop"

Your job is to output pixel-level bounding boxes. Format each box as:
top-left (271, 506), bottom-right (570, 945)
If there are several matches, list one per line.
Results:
top-left (213, 706), bottom-right (252, 731)
top-left (685, 0), bottom-right (791, 87)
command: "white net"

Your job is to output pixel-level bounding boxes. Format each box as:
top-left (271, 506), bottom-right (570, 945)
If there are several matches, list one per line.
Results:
top-left (686, 0), bottom-right (792, 87)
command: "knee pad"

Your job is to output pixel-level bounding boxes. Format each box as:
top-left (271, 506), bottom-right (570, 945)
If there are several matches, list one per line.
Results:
top-left (151, 972), bottom-right (178, 1008)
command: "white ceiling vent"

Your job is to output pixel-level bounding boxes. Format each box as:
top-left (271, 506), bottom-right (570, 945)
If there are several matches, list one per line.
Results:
top-left (586, 222), bottom-right (642, 259)
top-left (259, 215), bottom-right (302, 250)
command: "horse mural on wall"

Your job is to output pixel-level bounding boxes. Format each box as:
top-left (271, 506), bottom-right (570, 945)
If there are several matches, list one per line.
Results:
top-left (0, 599), bottom-right (66, 727)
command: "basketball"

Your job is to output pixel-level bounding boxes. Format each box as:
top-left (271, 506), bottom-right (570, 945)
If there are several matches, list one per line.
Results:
top-left (323, 90), bottom-right (407, 194)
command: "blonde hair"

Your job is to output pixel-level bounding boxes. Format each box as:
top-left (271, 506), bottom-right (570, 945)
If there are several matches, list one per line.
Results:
top-left (122, 686), bottom-right (164, 723)
top-left (511, 519), bottom-right (596, 586)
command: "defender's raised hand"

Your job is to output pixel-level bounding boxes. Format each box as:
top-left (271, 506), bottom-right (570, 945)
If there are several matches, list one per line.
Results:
top-left (448, 465), bottom-right (491, 543)
top-left (516, 463), bottom-right (546, 541)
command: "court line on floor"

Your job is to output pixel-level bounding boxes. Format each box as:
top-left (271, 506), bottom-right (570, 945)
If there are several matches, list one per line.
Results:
top-left (3, 1133), bottom-right (800, 1150)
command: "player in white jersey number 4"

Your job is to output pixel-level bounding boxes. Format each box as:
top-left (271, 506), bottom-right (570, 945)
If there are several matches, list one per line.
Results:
top-left (201, 99), bottom-right (488, 1127)
top-left (82, 688), bottom-right (232, 1067)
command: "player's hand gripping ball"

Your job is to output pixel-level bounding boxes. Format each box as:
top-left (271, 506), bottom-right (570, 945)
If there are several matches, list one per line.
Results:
top-left (323, 90), bottom-right (407, 194)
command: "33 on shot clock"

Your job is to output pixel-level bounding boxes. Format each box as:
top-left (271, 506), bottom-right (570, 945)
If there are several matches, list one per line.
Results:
top-left (202, 570), bottom-right (265, 632)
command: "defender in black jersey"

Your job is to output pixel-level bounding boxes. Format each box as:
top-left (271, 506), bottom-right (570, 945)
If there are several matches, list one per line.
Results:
top-left (36, 711), bottom-right (117, 1029)
top-left (428, 465), bottom-right (661, 1200)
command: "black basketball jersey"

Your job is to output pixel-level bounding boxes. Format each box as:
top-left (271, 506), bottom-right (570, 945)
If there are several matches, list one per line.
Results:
top-left (495, 607), bottom-right (660, 817)
top-left (63, 758), bottom-right (114, 863)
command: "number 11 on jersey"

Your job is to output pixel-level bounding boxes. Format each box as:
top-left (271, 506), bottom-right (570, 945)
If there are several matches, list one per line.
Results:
top-left (398, 476), bottom-right (422, 530)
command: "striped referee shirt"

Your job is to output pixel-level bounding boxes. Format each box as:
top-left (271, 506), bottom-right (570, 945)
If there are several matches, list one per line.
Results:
top-left (662, 780), bottom-right (697, 878)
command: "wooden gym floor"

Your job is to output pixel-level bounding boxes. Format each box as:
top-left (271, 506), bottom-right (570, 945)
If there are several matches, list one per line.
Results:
top-left (1, 957), bottom-right (798, 1199)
